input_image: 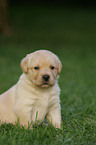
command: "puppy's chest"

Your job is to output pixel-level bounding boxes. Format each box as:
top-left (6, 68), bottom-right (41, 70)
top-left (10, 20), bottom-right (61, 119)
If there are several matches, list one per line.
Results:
top-left (28, 91), bottom-right (56, 109)
top-left (32, 92), bottom-right (51, 107)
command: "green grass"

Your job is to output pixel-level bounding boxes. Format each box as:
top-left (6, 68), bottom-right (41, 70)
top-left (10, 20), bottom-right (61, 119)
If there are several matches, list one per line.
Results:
top-left (0, 5), bottom-right (96, 145)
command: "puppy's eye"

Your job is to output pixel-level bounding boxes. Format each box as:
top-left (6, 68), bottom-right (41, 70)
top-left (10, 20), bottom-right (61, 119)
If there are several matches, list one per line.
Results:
top-left (34, 66), bottom-right (39, 70)
top-left (50, 66), bottom-right (54, 70)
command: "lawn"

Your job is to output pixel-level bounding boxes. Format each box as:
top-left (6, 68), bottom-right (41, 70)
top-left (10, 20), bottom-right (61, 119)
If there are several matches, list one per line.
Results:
top-left (0, 4), bottom-right (96, 145)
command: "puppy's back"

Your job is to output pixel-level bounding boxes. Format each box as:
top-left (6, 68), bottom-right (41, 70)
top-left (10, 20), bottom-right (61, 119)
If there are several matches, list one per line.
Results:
top-left (0, 85), bottom-right (17, 122)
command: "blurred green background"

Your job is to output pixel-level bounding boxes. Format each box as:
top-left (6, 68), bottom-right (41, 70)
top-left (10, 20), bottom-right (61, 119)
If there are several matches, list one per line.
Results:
top-left (0, 3), bottom-right (96, 94)
top-left (0, 3), bottom-right (96, 96)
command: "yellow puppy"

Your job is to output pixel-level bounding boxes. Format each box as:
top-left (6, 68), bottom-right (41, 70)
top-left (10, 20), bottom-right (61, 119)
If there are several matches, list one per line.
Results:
top-left (0, 50), bottom-right (62, 128)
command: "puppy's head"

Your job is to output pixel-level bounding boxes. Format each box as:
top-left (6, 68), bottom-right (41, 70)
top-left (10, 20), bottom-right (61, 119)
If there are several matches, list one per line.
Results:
top-left (21, 50), bottom-right (62, 87)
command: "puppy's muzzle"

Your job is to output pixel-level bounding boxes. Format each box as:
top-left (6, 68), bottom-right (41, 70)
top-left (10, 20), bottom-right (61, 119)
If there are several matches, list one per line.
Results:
top-left (43, 75), bottom-right (50, 82)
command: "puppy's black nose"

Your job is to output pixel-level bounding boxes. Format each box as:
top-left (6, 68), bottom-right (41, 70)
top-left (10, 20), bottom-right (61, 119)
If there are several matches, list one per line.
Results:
top-left (43, 75), bottom-right (50, 81)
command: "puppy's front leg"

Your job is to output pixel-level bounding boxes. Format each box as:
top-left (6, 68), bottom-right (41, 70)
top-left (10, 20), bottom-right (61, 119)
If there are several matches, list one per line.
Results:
top-left (31, 107), bottom-right (47, 124)
top-left (47, 104), bottom-right (61, 129)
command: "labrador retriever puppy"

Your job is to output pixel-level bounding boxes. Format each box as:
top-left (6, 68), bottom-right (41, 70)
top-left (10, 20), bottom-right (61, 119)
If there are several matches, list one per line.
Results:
top-left (0, 50), bottom-right (62, 128)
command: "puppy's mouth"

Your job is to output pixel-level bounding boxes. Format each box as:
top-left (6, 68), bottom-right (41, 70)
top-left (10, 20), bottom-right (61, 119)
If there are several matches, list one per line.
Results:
top-left (34, 81), bottom-right (55, 88)
top-left (40, 82), bottom-right (55, 88)
top-left (33, 75), bottom-right (55, 87)
top-left (41, 82), bottom-right (49, 87)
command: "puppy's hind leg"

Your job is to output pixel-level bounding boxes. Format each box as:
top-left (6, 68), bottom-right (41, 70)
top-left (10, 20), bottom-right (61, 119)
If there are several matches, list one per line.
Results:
top-left (14, 106), bottom-right (32, 128)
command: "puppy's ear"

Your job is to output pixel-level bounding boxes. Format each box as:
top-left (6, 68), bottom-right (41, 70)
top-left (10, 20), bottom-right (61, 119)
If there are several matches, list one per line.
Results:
top-left (20, 56), bottom-right (28, 73)
top-left (57, 58), bottom-right (62, 74)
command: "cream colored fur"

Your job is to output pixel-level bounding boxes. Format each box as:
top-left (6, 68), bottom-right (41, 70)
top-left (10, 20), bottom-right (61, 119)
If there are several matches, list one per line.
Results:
top-left (0, 50), bottom-right (62, 128)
